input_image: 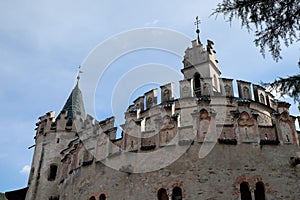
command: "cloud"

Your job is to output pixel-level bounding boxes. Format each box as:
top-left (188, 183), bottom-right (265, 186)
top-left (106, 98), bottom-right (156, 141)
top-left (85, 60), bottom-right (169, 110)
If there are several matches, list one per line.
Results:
top-left (20, 165), bottom-right (31, 175)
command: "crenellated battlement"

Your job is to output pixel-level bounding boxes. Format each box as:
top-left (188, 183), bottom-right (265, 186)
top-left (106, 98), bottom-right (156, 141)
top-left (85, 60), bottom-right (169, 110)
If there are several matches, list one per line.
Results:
top-left (35, 111), bottom-right (55, 135)
top-left (122, 78), bottom-right (288, 121)
top-left (34, 110), bottom-right (85, 138)
top-left (58, 74), bottom-right (299, 182)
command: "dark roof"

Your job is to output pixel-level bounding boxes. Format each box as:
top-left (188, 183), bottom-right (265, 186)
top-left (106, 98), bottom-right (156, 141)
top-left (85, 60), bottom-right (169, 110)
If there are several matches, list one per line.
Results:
top-left (61, 82), bottom-right (86, 120)
top-left (5, 187), bottom-right (28, 200)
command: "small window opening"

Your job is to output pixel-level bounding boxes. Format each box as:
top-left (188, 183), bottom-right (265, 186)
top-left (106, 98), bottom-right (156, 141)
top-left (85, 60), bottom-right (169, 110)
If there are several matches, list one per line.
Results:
top-left (286, 135), bottom-right (290, 142)
top-left (99, 194), bottom-right (106, 200)
top-left (157, 188), bottom-right (168, 200)
top-left (194, 73), bottom-right (201, 89)
top-left (254, 182), bottom-right (265, 200)
top-left (48, 164), bottom-right (58, 181)
top-left (240, 182), bottom-right (252, 200)
top-left (49, 196), bottom-right (59, 200)
top-left (89, 196), bottom-right (96, 200)
top-left (56, 138), bottom-right (60, 143)
top-left (172, 186), bottom-right (182, 200)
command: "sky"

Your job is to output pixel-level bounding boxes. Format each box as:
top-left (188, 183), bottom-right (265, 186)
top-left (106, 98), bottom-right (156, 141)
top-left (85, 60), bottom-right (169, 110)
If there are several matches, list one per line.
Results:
top-left (0, 0), bottom-right (299, 192)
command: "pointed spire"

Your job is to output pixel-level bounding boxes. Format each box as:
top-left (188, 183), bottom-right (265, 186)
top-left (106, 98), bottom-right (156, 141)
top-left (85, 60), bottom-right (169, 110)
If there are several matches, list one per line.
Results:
top-left (61, 67), bottom-right (86, 120)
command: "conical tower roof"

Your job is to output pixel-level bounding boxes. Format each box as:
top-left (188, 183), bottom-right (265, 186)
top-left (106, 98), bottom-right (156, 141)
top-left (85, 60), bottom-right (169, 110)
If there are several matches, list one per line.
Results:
top-left (61, 81), bottom-right (86, 120)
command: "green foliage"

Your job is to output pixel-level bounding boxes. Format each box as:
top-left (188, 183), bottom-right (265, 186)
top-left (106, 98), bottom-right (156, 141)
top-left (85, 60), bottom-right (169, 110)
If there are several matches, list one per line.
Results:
top-left (213, 0), bottom-right (300, 61)
top-left (213, 0), bottom-right (300, 111)
top-left (264, 73), bottom-right (300, 105)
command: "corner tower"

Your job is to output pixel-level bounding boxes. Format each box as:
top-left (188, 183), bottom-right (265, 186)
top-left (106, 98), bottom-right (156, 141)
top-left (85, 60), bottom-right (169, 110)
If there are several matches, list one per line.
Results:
top-left (25, 78), bottom-right (86, 200)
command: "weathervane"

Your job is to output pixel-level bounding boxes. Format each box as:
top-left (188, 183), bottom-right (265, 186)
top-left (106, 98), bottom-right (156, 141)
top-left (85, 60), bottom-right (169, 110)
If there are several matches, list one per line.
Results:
top-left (194, 16), bottom-right (201, 44)
top-left (77, 65), bottom-right (83, 83)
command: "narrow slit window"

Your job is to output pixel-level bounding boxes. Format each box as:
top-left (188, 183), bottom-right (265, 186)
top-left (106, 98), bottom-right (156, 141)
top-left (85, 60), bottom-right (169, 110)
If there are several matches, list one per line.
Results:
top-left (48, 164), bottom-right (58, 181)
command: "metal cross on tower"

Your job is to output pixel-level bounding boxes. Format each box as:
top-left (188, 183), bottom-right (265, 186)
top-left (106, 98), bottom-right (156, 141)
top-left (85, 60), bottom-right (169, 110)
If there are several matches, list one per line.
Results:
top-left (194, 16), bottom-right (201, 44)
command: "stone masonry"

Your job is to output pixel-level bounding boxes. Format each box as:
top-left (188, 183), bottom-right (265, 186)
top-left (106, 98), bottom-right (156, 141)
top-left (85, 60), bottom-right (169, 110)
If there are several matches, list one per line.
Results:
top-left (7, 35), bottom-right (300, 200)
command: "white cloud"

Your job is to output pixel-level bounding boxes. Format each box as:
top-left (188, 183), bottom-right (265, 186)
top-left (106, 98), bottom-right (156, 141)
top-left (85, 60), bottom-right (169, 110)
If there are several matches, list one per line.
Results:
top-left (20, 165), bottom-right (31, 175)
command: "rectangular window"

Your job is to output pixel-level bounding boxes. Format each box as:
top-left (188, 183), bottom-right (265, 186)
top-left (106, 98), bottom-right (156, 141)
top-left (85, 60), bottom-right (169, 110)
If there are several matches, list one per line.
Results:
top-left (48, 165), bottom-right (58, 181)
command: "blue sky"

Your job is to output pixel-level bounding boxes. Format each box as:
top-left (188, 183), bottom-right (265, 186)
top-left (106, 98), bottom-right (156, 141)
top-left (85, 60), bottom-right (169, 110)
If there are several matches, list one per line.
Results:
top-left (0, 0), bottom-right (299, 192)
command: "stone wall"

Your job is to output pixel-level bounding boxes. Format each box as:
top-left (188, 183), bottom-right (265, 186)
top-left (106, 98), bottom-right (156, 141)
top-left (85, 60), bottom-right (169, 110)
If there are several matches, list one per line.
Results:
top-left (60, 143), bottom-right (300, 200)
top-left (27, 81), bottom-right (300, 200)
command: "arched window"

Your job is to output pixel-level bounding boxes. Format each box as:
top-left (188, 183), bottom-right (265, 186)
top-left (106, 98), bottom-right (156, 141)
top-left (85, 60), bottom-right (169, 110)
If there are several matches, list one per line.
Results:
top-left (254, 182), bottom-right (265, 200)
top-left (194, 73), bottom-right (201, 89)
top-left (157, 188), bottom-right (168, 200)
top-left (48, 164), bottom-right (58, 181)
top-left (99, 194), bottom-right (106, 200)
top-left (172, 187), bottom-right (182, 200)
top-left (194, 73), bottom-right (201, 97)
top-left (89, 196), bottom-right (96, 200)
top-left (240, 182), bottom-right (252, 200)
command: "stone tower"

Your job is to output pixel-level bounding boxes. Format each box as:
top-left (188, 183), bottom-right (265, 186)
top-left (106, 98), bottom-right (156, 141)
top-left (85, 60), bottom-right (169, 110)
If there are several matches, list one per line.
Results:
top-left (24, 81), bottom-right (85, 200)
top-left (181, 38), bottom-right (221, 97)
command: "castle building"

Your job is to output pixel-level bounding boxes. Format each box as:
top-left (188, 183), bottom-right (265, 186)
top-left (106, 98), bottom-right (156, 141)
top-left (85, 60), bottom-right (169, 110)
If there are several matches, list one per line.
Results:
top-left (5, 32), bottom-right (300, 200)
